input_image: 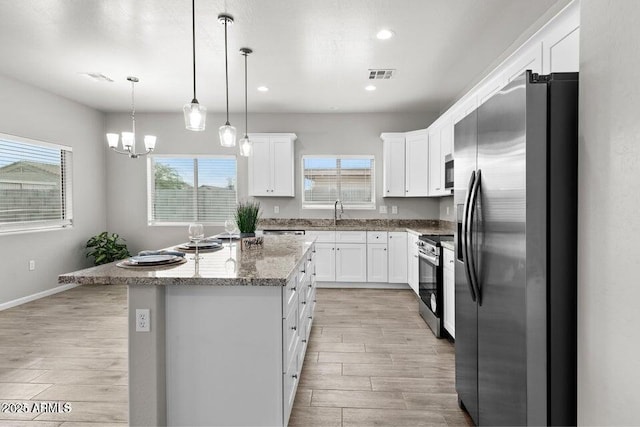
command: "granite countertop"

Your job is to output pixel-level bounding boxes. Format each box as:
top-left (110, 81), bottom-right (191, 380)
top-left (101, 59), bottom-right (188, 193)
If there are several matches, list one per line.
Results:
top-left (59, 235), bottom-right (314, 287)
top-left (441, 241), bottom-right (455, 251)
top-left (258, 218), bottom-right (455, 235)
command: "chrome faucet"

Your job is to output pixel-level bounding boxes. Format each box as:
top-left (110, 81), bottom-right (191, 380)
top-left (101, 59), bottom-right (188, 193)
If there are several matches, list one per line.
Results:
top-left (334, 200), bottom-right (344, 226)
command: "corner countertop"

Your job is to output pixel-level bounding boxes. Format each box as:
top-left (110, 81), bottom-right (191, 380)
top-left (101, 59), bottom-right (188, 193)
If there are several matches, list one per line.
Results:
top-left (441, 241), bottom-right (455, 252)
top-left (58, 235), bottom-right (314, 287)
top-left (259, 218), bottom-right (455, 236)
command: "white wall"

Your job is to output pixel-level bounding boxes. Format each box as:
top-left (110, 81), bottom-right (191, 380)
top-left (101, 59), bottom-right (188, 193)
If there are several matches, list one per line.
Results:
top-left (105, 112), bottom-right (440, 252)
top-left (0, 74), bottom-right (106, 306)
top-left (578, 1), bottom-right (640, 424)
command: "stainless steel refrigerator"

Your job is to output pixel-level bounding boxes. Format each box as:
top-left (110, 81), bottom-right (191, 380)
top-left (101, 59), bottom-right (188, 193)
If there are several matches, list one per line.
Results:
top-left (454, 71), bottom-right (578, 426)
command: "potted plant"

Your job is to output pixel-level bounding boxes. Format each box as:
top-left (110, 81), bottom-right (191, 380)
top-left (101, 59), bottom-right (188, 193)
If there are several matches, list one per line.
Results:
top-left (86, 232), bottom-right (131, 265)
top-left (235, 200), bottom-right (261, 238)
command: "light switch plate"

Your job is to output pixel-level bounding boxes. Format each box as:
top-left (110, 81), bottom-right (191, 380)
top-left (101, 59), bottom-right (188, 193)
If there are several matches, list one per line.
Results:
top-left (391, 206), bottom-right (398, 214)
top-left (274, 206), bottom-right (280, 214)
top-left (379, 205), bottom-right (387, 214)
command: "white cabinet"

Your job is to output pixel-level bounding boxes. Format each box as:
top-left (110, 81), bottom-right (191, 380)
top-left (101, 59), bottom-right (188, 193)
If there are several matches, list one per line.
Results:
top-left (443, 247), bottom-right (455, 338)
top-left (367, 244), bottom-right (388, 282)
top-left (382, 134), bottom-right (406, 197)
top-left (407, 233), bottom-right (420, 295)
top-left (381, 131), bottom-right (429, 198)
top-left (388, 232), bottom-right (407, 283)
top-left (315, 242), bottom-right (336, 282)
top-left (335, 244), bottom-right (367, 282)
top-left (405, 130), bottom-right (429, 197)
top-left (247, 133), bottom-right (296, 197)
top-left (428, 126), bottom-right (442, 196)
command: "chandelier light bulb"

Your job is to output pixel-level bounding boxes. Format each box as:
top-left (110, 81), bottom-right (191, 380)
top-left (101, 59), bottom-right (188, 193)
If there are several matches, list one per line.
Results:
top-left (122, 132), bottom-right (135, 149)
top-left (106, 133), bottom-right (119, 148)
top-left (144, 135), bottom-right (157, 151)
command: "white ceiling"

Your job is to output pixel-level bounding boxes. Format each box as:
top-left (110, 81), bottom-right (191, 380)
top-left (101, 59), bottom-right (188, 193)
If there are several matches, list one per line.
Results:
top-left (0, 0), bottom-right (561, 113)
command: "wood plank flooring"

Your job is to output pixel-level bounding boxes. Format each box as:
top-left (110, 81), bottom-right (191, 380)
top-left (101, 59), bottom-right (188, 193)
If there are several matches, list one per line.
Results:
top-left (0, 285), bottom-right (128, 427)
top-left (0, 285), bottom-right (472, 426)
top-left (290, 288), bottom-right (473, 427)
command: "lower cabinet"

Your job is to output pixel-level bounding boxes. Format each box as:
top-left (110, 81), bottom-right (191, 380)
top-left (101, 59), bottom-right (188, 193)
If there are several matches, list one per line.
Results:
top-left (314, 242), bottom-right (336, 281)
top-left (367, 244), bottom-right (388, 282)
top-left (335, 244), bottom-right (367, 282)
top-left (388, 232), bottom-right (408, 283)
top-left (407, 233), bottom-right (420, 295)
top-left (443, 247), bottom-right (455, 338)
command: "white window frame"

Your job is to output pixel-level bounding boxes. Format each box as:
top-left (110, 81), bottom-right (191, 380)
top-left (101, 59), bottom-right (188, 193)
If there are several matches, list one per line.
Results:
top-left (147, 154), bottom-right (237, 226)
top-left (0, 132), bottom-right (73, 235)
top-left (301, 155), bottom-right (376, 210)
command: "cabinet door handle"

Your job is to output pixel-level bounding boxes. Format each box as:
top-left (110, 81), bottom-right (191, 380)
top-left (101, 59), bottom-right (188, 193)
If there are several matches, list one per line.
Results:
top-left (291, 326), bottom-right (297, 331)
top-left (384, 248), bottom-right (387, 251)
top-left (292, 374), bottom-right (298, 379)
top-left (308, 315), bottom-right (313, 320)
top-left (337, 248), bottom-right (340, 251)
top-left (302, 339), bottom-right (307, 343)
top-left (291, 286), bottom-right (296, 291)
top-left (302, 301), bottom-right (306, 305)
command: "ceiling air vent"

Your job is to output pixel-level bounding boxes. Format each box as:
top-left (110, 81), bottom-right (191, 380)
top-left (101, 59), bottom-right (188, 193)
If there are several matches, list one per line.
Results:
top-left (368, 69), bottom-right (395, 80)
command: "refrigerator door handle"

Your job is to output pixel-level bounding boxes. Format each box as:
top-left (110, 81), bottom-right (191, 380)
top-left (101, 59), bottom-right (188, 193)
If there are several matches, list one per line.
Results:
top-left (462, 170), bottom-right (477, 302)
top-left (467, 169), bottom-right (482, 305)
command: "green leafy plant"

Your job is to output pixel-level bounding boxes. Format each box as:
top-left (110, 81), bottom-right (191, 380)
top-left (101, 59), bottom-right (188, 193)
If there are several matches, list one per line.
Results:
top-left (235, 200), bottom-right (261, 234)
top-left (86, 232), bottom-right (131, 265)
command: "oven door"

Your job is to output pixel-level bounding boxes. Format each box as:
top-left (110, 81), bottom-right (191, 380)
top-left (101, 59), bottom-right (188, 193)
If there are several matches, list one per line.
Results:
top-left (418, 251), bottom-right (441, 317)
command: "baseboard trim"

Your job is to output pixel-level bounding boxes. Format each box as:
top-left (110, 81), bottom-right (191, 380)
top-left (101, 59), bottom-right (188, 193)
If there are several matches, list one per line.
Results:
top-left (317, 282), bottom-right (411, 290)
top-left (0, 283), bottom-right (80, 311)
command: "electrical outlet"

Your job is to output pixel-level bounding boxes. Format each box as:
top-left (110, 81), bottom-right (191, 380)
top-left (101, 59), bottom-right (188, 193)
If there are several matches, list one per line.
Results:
top-left (136, 309), bottom-right (150, 332)
top-left (28, 260), bottom-right (35, 271)
top-left (446, 206), bottom-right (450, 216)
top-left (391, 206), bottom-right (398, 215)
top-left (274, 205), bottom-right (280, 214)
top-left (379, 205), bottom-right (387, 214)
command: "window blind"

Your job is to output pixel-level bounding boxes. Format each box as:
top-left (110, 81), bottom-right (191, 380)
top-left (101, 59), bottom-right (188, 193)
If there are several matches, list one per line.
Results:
top-left (148, 156), bottom-right (237, 224)
top-left (302, 156), bottom-right (375, 209)
top-left (0, 135), bottom-right (73, 233)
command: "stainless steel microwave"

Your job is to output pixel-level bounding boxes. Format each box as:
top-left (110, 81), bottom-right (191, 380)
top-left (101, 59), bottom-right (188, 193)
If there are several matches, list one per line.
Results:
top-left (444, 154), bottom-right (454, 190)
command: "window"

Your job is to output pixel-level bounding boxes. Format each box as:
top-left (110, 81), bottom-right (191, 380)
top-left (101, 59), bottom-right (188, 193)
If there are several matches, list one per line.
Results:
top-left (302, 156), bottom-right (375, 209)
top-left (148, 156), bottom-right (237, 225)
top-left (0, 133), bottom-right (73, 233)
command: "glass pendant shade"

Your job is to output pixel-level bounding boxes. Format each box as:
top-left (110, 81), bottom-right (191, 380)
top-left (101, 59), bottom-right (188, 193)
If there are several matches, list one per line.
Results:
top-left (144, 135), bottom-right (157, 151)
top-left (219, 123), bottom-right (237, 147)
top-left (122, 132), bottom-right (135, 149)
top-left (239, 136), bottom-right (252, 157)
top-left (106, 133), bottom-right (119, 148)
top-left (184, 101), bottom-right (207, 131)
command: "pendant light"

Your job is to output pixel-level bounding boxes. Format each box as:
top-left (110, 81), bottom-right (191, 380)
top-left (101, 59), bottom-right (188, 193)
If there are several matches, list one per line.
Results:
top-left (239, 47), bottom-right (252, 157)
top-left (106, 76), bottom-right (156, 158)
top-left (183, 0), bottom-right (207, 131)
top-left (218, 13), bottom-right (236, 147)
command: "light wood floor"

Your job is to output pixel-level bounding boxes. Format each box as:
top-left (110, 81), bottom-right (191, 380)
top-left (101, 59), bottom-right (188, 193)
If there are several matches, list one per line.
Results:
top-left (290, 288), bottom-right (472, 427)
top-left (0, 285), bottom-right (128, 427)
top-left (0, 285), bottom-right (472, 427)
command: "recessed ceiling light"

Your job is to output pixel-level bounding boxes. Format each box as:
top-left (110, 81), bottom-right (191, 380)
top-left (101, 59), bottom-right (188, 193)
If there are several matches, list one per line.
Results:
top-left (365, 85), bottom-right (377, 91)
top-left (376, 29), bottom-right (395, 40)
top-left (257, 86), bottom-right (269, 92)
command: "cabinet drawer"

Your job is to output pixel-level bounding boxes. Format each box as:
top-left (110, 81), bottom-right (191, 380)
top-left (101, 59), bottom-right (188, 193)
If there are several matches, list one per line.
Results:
top-left (283, 344), bottom-right (300, 426)
top-left (305, 230), bottom-right (335, 243)
top-left (284, 304), bottom-right (299, 370)
top-left (367, 231), bottom-right (388, 244)
top-left (335, 230), bottom-right (367, 244)
top-left (443, 248), bottom-right (455, 271)
top-left (283, 274), bottom-right (298, 318)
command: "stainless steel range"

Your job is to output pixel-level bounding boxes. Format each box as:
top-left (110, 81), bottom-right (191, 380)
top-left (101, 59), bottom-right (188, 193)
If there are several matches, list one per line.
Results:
top-left (417, 234), bottom-right (453, 338)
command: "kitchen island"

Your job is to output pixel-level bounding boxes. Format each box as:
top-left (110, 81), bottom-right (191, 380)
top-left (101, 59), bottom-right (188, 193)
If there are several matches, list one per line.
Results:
top-left (59, 235), bottom-right (317, 427)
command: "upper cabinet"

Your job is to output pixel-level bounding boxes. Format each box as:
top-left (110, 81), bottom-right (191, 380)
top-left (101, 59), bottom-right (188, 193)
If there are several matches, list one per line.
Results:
top-left (382, 133), bottom-right (406, 197)
top-left (248, 133), bottom-right (296, 197)
top-left (405, 130), bottom-right (429, 197)
top-left (381, 130), bottom-right (429, 198)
